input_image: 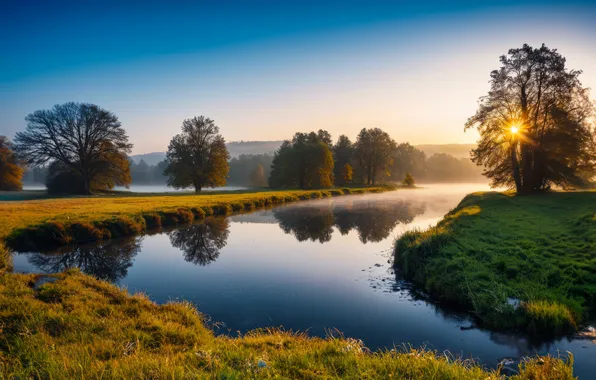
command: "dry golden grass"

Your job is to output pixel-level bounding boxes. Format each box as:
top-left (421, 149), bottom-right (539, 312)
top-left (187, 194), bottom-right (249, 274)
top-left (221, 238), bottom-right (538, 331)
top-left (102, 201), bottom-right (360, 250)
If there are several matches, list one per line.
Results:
top-left (0, 187), bottom-right (389, 247)
top-left (0, 270), bottom-right (576, 379)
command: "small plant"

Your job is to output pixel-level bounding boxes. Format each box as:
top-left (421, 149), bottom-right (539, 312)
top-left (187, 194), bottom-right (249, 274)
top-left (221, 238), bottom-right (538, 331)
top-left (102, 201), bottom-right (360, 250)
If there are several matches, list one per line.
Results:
top-left (402, 172), bottom-right (415, 187)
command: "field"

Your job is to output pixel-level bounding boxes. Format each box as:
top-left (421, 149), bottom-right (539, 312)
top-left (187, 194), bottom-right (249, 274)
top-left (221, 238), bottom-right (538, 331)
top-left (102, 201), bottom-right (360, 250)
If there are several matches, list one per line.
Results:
top-left (395, 191), bottom-right (596, 334)
top-left (0, 188), bottom-right (583, 378)
top-left (0, 270), bottom-right (574, 379)
top-left (0, 186), bottom-right (391, 252)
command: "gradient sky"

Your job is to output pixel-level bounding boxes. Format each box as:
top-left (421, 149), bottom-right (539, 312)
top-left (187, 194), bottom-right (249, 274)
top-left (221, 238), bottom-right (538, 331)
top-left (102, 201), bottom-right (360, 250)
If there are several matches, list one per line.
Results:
top-left (2, 0), bottom-right (595, 154)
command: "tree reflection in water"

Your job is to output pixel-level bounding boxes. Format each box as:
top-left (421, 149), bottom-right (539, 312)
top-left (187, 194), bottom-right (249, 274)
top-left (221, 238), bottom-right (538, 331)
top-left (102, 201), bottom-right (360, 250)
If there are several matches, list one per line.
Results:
top-left (273, 199), bottom-right (426, 243)
top-left (168, 217), bottom-right (230, 266)
top-left (26, 237), bottom-right (142, 282)
top-left (276, 206), bottom-right (334, 243)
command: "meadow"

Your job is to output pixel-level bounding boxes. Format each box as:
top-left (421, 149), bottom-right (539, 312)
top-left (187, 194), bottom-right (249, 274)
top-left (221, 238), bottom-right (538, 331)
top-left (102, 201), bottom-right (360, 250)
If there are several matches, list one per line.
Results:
top-left (0, 186), bottom-right (391, 253)
top-left (394, 191), bottom-right (596, 334)
top-left (0, 269), bottom-right (574, 379)
top-left (0, 187), bottom-right (584, 378)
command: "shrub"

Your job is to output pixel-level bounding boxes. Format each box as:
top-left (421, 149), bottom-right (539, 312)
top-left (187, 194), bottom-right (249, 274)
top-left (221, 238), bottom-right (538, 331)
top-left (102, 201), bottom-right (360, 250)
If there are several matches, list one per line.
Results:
top-left (212, 204), bottom-right (232, 216)
top-left (201, 206), bottom-right (214, 216)
top-left (191, 207), bottom-right (207, 219)
top-left (402, 173), bottom-right (415, 187)
top-left (69, 222), bottom-right (104, 243)
top-left (162, 209), bottom-right (194, 225)
top-left (230, 203), bottom-right (244, 212)
top-left (102, 216), bottom-right (145, 238)
top-left (142, 213), bottom-right (162, 229)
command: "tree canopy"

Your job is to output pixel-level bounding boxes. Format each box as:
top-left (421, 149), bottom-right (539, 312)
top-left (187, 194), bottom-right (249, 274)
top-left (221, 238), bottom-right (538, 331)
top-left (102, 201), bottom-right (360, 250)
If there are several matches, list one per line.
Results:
top-left (269, 131), bottom-right (334, 189)
top-left (164, 116), bottom-right (230, 192)
top-left (354, 128), bottom-right (396, 185)
top-left (0, 136), bottom-right (24, 191)
top-left (466, 44), bottom-right (596, 193)
top-left (15, 102), bottom-right (132, 194)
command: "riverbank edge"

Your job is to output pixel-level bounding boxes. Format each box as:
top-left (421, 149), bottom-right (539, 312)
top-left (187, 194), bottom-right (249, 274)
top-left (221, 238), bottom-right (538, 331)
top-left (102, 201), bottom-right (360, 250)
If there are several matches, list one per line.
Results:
top-left (0, 269), bottom-right (575, 379)
top-left (3, 186), bottom-right (391, 253)
top-left (393, 191), bottom-right (595, 336)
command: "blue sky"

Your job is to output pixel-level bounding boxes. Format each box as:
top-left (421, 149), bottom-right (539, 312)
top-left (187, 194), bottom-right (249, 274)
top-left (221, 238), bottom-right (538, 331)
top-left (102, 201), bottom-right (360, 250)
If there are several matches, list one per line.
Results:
top-left (2, 0), bottom-right (595, 153)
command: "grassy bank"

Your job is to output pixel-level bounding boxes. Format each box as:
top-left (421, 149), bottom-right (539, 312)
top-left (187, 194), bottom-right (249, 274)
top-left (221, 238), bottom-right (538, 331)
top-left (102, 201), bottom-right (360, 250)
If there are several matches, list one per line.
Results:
top-left (394, 191), bottom-right (596, 335)
top-left (0, 186), bottom-right (390, 252)
top-left (0, 270), bottom-right (575, 379)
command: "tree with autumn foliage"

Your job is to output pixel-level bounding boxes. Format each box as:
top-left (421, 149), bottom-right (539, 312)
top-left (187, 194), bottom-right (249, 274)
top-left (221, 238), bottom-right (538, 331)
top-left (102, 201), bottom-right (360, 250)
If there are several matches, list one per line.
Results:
top-left (354, 128), bottom-right (396, 185)
top-left (14, 102), bottom-right (132, 194)
top-left (0, 136), bottom-right (24, 191)
top-left (164, 116), bottom-right (230, 192)
top-left (466, 44), bottom-right (596, 193)
top-left (269, 131), bottom-right (334, 189)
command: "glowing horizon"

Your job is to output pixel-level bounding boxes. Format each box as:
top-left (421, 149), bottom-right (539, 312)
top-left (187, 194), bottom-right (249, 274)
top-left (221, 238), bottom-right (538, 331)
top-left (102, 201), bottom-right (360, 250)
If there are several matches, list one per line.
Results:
top-left (1, 1), bottom-right (595, 155)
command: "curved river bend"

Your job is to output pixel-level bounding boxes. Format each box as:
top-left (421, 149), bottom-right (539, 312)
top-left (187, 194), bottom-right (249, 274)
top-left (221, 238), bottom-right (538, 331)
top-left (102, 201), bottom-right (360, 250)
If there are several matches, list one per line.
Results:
top-left (13, 184), bottom-right (596, 378)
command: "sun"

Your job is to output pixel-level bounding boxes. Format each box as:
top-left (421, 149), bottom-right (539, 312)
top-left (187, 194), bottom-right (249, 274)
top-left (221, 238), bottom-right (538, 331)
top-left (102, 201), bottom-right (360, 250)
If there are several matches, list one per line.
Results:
top-left (510, 125), bottom-right (519, 135)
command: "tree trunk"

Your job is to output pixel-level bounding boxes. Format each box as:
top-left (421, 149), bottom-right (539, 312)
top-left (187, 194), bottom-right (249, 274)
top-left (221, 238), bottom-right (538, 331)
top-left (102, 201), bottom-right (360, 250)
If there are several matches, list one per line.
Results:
top-left (194, 180), bottom-right (202, 193)
top-left (372, 167), bottom-right (376, 185)
top-left (83, 175), bottom-right (92, 195)
top-left (511, 143), bottom-right (522, 193)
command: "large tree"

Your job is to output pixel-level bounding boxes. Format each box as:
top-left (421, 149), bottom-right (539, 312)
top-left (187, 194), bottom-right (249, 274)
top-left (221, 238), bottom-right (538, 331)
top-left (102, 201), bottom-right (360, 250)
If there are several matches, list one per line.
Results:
top-left (354, 128), bottom-right (396, 185)
top-left (0, 136), bottom-right (24, 191)
top-left (249, 163), bottom-right (267, 187)
top-left (389, 143), bottom-right (426, 182)
top-left (269, 132), bottom-right (334, 189)
top-left (466, 44), bottom-right (596, 193)
top-left (164, 116), bottom-right (230, 192)
top-left (333, 135), bottom-right (354, 185)
top-left (15, 102), bottom-right (132, 194)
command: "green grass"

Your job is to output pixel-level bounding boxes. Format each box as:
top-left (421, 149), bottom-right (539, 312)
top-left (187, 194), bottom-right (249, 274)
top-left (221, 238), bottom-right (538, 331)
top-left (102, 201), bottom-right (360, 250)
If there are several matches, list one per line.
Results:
top-left (0, 186), bottom-right (392, 251)
top-left (394, 191), bottom-right (596, 334)
top-left (0, 270), bottom-right (575, 379)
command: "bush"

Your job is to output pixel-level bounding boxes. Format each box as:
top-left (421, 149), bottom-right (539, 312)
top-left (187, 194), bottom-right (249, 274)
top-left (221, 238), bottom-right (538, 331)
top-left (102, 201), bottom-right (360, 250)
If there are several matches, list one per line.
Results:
top-left (212, 204), bottom-right (232, 216)
top-left (69, 223), bottom-right (104, 243)
top-left (191, 207), bottom-right (207, 219)
top-left (402, 173), bottom-right (415, 187)
top-left (101, 216), bottom-right (145, 238)
top-left (161, 209), bottom-right (194, 225)
top-left (8, 222), bottom-right (73, 250)
top-left (230, 203), bottom-right (244, 212)
top-left (142, 213), bottom-right (162, 229)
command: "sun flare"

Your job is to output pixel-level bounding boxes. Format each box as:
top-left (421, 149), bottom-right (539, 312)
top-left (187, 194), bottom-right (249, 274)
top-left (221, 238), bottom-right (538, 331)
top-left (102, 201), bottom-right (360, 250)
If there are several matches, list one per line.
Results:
top-left (510, 125), bottom-right (519, 135)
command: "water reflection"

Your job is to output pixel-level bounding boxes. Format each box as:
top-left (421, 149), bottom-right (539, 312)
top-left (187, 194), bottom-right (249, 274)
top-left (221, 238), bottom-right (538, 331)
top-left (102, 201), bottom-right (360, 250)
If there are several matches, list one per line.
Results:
top-left (26, 237), bottom-right (141, 282)
top-left (168, 218), bottom-right (230, 266)
top-left (12, 187), bottom-right (595, 378)
top-left (274, 199), bottom-right (426, 243)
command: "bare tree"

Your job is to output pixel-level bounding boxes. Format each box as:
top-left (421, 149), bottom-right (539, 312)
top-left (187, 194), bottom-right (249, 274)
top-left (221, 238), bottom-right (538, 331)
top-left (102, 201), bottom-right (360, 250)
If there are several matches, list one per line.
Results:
top-left (15, 102), bottom-right (132, 194)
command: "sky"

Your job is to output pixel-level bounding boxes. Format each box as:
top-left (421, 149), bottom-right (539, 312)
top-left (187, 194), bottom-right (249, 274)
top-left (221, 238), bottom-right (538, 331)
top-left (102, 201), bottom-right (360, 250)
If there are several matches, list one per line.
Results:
top-left (1, 0), bottom-right (596, 154)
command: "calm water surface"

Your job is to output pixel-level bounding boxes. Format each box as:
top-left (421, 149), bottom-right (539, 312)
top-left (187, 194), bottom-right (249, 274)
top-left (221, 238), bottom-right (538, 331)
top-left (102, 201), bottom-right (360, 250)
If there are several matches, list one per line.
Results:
top-left (13, 184), bottom-right (595, 377)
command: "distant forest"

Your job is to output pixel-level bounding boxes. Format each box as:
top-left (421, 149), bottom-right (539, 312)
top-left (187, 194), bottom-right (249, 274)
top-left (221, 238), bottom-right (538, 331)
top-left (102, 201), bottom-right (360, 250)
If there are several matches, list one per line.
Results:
top-left (23, 142), bottom-right (484, 187)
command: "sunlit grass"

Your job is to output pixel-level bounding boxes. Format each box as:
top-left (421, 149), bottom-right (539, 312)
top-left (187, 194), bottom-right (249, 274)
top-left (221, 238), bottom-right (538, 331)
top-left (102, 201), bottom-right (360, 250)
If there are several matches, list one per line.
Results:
top-left (394, 191), bottom-right (596, 334)
top-left (0, 186), bottom-right (392, 251)
top-left (0, 270), bottom-right (575, 379)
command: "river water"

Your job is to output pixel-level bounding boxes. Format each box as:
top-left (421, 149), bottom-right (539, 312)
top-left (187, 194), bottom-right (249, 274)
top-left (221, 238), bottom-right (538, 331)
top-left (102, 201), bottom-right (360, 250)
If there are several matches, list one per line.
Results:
top-left (12, 184), bottom-right (595, 377)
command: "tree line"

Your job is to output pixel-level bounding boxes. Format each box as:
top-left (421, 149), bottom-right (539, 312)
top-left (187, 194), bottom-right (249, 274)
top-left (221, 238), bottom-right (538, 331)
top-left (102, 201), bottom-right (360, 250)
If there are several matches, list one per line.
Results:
top-left (1, 43), bottom-right (594, 195)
